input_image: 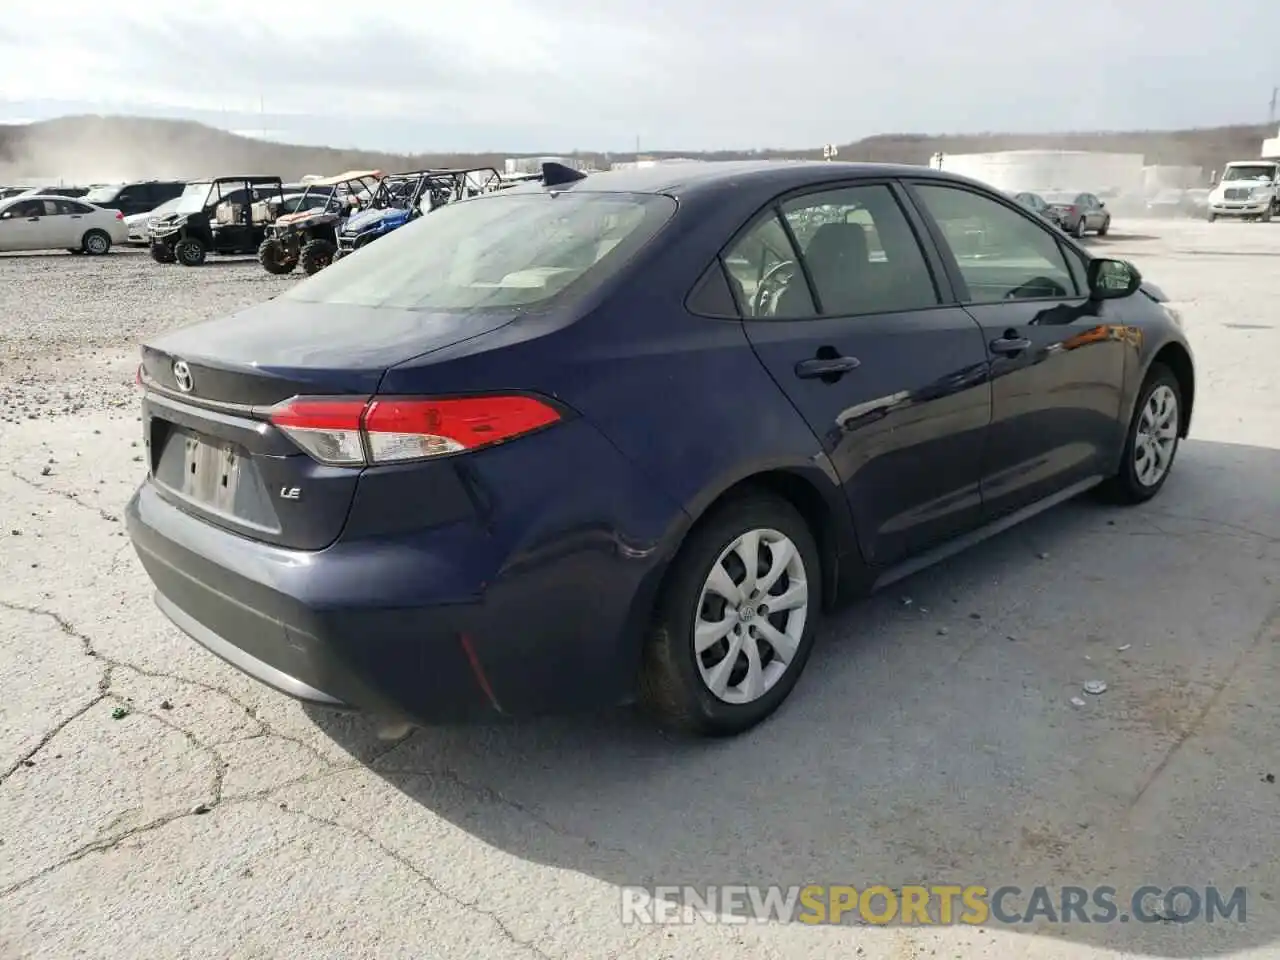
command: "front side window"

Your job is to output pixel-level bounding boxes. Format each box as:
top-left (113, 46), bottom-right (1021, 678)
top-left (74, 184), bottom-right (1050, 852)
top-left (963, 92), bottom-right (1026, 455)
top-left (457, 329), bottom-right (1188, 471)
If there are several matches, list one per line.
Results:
top-left (912, 184), bottom-right (1077, 303)
top-left (284, 191), bottom-right (676, 311)
top-left (721, 211), bottom-right (812, 318)
top-left (780, 184), bottom-right (939, 316)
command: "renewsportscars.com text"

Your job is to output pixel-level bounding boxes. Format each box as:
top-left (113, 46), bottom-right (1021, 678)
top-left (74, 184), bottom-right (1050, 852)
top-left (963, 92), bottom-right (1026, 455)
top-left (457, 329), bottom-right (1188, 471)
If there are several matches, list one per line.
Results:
top-left (620, 884), bottom-right (1247, 925)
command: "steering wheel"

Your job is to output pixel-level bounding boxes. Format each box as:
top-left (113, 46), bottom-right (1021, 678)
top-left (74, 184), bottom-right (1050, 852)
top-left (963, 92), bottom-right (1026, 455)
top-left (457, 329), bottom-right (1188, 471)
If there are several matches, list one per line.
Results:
top-left (752, 260), bottom-right (798, 316)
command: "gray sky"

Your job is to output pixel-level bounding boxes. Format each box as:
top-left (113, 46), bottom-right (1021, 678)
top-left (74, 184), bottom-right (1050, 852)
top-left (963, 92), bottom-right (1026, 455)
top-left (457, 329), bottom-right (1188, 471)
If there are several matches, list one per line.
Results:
top-left (1, 0), bottom-right (1277, 153)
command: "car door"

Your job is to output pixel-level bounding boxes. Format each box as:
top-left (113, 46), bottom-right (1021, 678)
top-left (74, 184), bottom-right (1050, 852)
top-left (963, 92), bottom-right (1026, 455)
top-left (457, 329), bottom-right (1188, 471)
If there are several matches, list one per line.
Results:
top-left (730, 181), bottom-right (992, 567)
top-left (1077, 194), bottom-right (1101, 229)
top-left (905, 180), bottom-right (1127, 521)
top-left (52, 199), bottom-right (93, 245)
top-left (0, 199), bottom-right (43, 251)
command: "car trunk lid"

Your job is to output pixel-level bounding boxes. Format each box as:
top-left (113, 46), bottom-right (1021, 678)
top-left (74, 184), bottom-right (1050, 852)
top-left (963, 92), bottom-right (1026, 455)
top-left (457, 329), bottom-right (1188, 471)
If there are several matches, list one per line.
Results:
top-left (139, 298), bottom-right (521, 550)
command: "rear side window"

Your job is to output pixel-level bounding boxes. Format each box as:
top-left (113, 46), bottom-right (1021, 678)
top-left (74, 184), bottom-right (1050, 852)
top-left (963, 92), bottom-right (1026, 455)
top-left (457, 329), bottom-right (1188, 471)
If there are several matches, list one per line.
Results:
top-left (780, 184), bottom-right (940, 316)
top-left (285, 192), bottom-right (676, 311)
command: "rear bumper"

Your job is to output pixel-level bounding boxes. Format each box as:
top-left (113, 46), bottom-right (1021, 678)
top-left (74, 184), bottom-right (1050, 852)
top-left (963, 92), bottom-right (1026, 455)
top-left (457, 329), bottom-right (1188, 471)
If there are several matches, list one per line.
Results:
top-left (125, 418), bottom-right (688, 724)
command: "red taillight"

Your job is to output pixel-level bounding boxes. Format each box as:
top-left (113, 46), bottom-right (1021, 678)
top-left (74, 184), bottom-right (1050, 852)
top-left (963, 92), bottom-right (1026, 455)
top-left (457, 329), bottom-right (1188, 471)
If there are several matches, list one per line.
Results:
top-left (267, 395), bottom-right (562, 466)
top-left (1067, 205), bottom-right (1078, 215)
top-left (115, 211), bottom-right (124, 220)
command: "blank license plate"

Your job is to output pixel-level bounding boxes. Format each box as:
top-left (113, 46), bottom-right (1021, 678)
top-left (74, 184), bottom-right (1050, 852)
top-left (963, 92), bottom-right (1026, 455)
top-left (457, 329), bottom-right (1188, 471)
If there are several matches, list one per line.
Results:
top-left (180, 435), bottom-right (241, 512)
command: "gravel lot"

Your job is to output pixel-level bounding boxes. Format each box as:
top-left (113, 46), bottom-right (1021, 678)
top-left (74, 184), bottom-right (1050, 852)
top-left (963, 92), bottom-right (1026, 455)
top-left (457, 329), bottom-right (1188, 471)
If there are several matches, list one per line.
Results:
top-left (1, 229), bottom-right (1277, 960)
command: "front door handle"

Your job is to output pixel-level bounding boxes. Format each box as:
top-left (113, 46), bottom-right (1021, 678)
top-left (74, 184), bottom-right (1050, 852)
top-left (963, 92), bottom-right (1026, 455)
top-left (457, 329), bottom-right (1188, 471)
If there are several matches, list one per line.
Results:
top-left (990, 335), bottom-right (1031, 356)
top-left (795, 355), bottom-right (860, 380)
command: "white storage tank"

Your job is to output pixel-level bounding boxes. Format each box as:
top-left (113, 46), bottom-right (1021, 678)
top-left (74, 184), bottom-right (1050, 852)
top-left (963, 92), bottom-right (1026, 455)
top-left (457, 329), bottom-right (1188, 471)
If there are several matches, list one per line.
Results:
top-left (936, 150), bottom-right (1146, 196)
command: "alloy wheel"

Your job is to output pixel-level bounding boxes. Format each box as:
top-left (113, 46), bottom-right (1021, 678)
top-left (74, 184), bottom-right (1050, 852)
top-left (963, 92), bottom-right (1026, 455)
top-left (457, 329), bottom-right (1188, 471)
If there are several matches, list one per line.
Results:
top-left (694, 528), bottom-right (809, 704)
top-left (1134, 384), bottom-right (1178, 487)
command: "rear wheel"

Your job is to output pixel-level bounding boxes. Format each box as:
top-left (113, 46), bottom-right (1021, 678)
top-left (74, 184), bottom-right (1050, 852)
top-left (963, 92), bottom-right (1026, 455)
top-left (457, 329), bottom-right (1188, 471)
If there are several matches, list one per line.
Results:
top-left (258, 238), bottom-right (297, 274)
top-left (638, 493), bottom-right (821, 736)
top-left (149, 242), bottom-right (176, 263)
top-left (1097, 216), bottom-right (1110, 237)
top-left (299, 238), bottom-right (336, 275)
top-left (82, 229), bottom-right (111, 255)
top-left (1099, 363), bottom-right (1182, 504)
top-left (174, 237), bottom-right (206, 267)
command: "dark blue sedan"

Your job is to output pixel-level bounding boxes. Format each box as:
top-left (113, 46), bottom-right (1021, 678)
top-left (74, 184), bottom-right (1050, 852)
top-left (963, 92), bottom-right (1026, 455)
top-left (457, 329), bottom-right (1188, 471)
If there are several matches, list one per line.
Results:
top-left (126, 161), bottom-right (1195, 737)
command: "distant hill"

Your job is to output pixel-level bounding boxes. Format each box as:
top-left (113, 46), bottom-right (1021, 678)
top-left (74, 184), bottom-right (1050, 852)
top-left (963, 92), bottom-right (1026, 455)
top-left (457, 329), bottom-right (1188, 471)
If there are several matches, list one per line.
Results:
top-left (0, 114), bottom-right (1270, 185)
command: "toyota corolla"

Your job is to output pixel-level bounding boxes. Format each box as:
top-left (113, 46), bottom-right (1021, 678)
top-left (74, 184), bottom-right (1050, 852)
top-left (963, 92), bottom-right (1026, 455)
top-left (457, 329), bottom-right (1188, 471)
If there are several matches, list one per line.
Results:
top-left (126, 161), bottom-right (1194, 737)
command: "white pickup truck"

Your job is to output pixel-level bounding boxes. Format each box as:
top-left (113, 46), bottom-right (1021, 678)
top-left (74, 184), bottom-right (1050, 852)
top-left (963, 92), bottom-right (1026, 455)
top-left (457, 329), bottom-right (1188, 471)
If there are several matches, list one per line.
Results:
top-left (1206, 161), bottom-right (1280, 222)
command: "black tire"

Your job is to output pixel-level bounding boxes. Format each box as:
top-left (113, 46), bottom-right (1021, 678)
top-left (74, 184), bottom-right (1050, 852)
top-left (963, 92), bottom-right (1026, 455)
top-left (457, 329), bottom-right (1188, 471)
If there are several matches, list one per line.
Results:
top-left (258, 238), bottom-right (297, 275)
top-left (1098, 363), bottom-right (1182, 505)
top-left (1097, 217), bottom-right (1110, 237)
top-left (66, 248), bottom-right (84, 255)
top-left (149, 242), bottom-right (176, 264)
top-left (1207, 213), bottom-right (1216, 223)
top-left (1073, 216), bottom-right (1088, 238)
top-left (81, 229), bottom-right (111, 255)
top-left (299, 238), bottom-right (337, 274)
top-left (638, 492), bottom-right (822, 736)
top-left (1261, 208), bottom-right (1273, 224)
top-left (174, 237), bottom-right (206, 267)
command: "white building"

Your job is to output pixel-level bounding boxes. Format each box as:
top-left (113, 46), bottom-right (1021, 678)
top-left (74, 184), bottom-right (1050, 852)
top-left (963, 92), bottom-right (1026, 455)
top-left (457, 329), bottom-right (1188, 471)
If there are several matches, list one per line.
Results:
top-left (933, 150), bottom-right (1147, 195)
top-left (609, 157), bottom-right (705, 171)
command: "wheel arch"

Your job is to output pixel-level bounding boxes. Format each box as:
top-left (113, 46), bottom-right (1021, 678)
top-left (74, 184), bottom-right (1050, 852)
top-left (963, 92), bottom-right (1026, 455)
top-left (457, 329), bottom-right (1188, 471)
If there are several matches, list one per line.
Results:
top-left (1150, 342), bottom-right (1195, 437)
top-left (645, 465), bottom-right (861, 625)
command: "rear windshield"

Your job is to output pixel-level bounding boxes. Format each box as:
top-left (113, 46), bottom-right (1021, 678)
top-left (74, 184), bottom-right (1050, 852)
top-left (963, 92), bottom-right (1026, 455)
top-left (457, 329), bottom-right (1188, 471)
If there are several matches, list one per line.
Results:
top-left (283, 191), bottom-right (676, 311)
top-left (85, 185), bottom-right (122, 203)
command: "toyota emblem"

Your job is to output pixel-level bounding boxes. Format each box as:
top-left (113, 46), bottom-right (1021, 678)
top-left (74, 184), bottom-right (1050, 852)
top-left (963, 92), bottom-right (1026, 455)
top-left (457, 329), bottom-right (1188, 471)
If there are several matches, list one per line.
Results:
top-left (172, 360), bottom-right (194, 393)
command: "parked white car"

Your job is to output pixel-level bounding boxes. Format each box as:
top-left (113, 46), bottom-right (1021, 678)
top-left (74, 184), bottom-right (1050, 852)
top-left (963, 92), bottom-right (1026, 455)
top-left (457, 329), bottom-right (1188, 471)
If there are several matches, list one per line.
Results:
top-left (0, 195), bottom-right (128, 254)
top-left (1207, 161), bottom-right (1280, 222)
top-left (125, 197), bottom-right (181, 245)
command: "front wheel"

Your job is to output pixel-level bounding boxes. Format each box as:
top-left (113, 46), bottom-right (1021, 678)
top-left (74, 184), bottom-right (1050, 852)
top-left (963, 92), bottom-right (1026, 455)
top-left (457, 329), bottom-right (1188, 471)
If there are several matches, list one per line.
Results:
top-left (149, 242), bottom-right (176, 263)
top-left (638, 493), bottom-right (822, 736)
top-left (1098, 363), bottom-right (1182, 504)
top-left (258, 238), bottom-right (297, 274)
top-left (174, 237), bottom-right (206, 267)
top-left (298, 238), bottom-right (336, 275)
top-left (1207, 212), bottom-right (1216, 223)
top-left (1097, 217), bottom-right (1110, 237)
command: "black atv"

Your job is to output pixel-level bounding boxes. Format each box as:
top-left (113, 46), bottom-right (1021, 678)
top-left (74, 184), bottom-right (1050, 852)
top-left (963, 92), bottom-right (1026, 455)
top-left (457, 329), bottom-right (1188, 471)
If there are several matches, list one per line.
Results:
top-left (257, 170), bottom-right (384, 276)
top-left (149, 176), bottom-right (285, 266)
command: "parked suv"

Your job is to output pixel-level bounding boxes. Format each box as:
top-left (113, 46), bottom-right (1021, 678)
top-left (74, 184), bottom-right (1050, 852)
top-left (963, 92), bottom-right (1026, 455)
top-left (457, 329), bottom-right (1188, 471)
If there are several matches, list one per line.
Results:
top-left (84, 180), bottom-right (186, 217)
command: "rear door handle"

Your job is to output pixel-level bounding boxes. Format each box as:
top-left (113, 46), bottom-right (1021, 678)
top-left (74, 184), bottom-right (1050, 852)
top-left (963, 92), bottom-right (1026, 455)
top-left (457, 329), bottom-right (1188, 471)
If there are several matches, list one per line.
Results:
top-left (795, 356), bottom-right (860, 379)
top-left (989, 336), bottom-right (1031, 356)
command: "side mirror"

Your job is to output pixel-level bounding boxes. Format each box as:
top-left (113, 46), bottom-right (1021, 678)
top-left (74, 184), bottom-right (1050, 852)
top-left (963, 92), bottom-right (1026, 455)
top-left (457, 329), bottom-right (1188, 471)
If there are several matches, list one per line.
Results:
top-left (1098, 201), bottom-right (1106, 208)
top-left (1087, 257), bottom-right (1141, 300)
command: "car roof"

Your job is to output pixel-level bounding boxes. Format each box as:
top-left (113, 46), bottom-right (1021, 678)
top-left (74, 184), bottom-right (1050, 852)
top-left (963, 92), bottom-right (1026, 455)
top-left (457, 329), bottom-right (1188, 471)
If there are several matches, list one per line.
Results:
top-left (2, 194), bottom-right (86, 202)
top-left (498, 160), bottom-right (992, 199)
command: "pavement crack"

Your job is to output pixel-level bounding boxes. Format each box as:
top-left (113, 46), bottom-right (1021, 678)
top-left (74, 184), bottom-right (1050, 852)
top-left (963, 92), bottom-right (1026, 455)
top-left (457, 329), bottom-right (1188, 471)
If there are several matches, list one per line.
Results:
top-left (0, 600), bottom-right (339, 777)
top-left (277, 805), bottom-right (557, 960)
top-left (0, 693), bottom-right (107, 784)
top-left (376, 764), bottom-right (640, 864)
top-left (0, 599), bottom-right (98, 657)
top-left (1128, 599), bottom-right (1280, 813)
top-left (9, 469), bottom-right (120, 523)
